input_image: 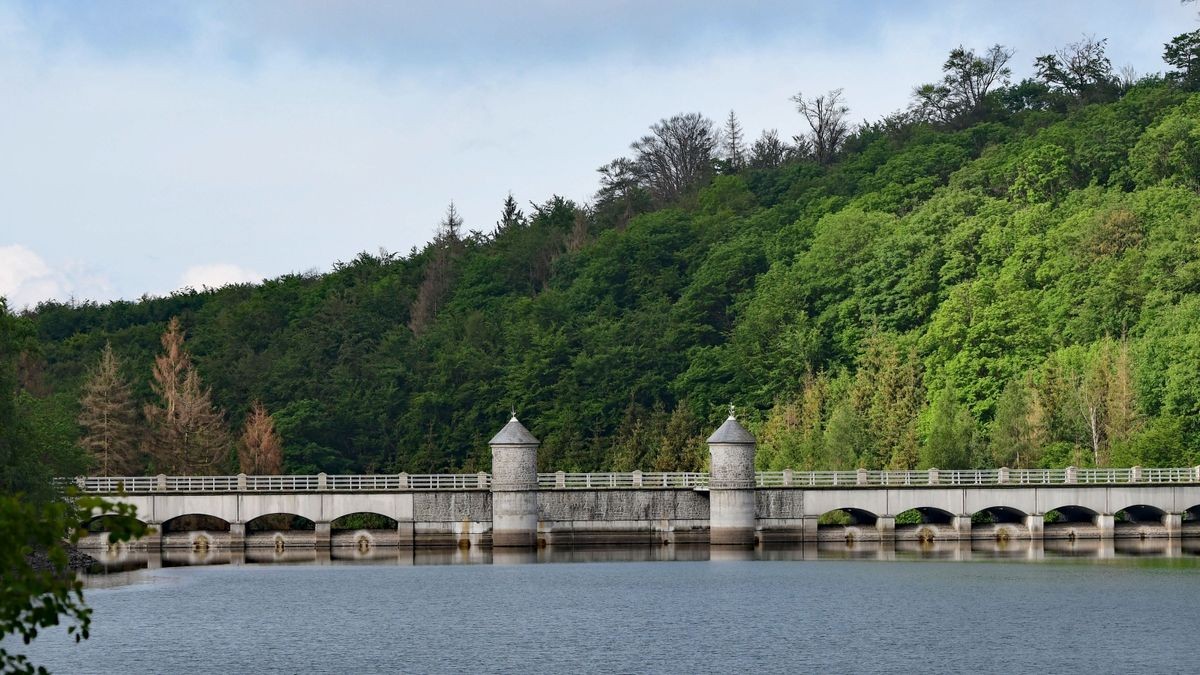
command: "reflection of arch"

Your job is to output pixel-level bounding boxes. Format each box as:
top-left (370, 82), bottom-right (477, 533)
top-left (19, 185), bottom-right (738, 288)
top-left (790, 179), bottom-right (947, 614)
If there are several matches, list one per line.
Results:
top-left (1115, 504), bottom-right (1167, 524)
top-left (818, 508), bottom-right (879, 527)
top-left (895, 507), bottom-right (954, 525)
top-left (330, 512), bottom-right (398, 531)
top-left (161, 514), bottom-right (230, 533)
top-left (246, 513), bottom-right (315, 532)
top-left (971, 506), bottom-right (1027, 524)
top-left (1044, 505), bottom-right (1099, 524)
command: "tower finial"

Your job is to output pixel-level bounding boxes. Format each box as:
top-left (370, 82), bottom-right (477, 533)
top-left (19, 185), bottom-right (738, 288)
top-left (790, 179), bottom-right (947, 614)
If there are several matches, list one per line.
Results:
top-left (728, 402), bottom-right (736, 420)
top-left (510, 405), bottom-right (517, 422)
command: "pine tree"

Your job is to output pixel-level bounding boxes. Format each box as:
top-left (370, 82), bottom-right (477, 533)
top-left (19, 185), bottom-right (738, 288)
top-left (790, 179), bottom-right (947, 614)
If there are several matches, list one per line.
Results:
top-left (238, 401), bottom-right (283, 474)
top-left (77, 343), bottom-right (140, 476)
top-left (494, 193), bottom-right (524, 236)
top-left (144, 318), bottom-right (231, 474)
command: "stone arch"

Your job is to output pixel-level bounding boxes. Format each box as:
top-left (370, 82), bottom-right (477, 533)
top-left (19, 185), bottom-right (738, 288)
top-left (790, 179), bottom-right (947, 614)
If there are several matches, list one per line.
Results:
top-left (82, 513), bottom-right (150, 532)
top-left (895, 507), bottom-right (955, 525)
top-left (1185, 505), bottom-right (1200, 521)
top-left (239, 497), bottom-right (322, 524)
top-left (1043, 504), bottom-right (1100, 524)
top-left (971, 506), bottom-right (1028, 524)
top-left (1115, 504), bottom-right (1168, 524)
top-left (330, 512), bottom-right (399, 531)
top-left (246, 513), bottom-right (315, 532)
top-left (161, 513), bottom-right (230, 533)
top-left (817, 508), bottom-right (879, 527)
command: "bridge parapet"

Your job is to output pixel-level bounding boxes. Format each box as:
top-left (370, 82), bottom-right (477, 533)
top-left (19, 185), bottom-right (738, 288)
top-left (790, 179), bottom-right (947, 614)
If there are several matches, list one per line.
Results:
top-left (69, 466), bottom-right (1200, 495)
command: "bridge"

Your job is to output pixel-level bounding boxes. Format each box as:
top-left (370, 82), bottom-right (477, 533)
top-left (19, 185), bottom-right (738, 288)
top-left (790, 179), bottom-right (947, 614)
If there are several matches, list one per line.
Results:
top-left (75, 415), bottom-right (1200, 550)
top-left (76, 468), bottom-right (1200, 550)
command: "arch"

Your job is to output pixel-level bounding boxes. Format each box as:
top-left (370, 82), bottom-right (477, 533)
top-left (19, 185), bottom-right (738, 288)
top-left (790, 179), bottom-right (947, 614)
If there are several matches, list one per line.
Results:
top-left (1115, 504), bottom-right (1168, 524)
top-left (330, 512), bottom-right (399, 531)
top-left (161, 513), bottom-right (230, 533)
top-left (246, 513), bottom-right (315, 532)
top-left (83, 513), bottom-right (150, 533)
top-left (817, 508), bottom-right (878, 527)
top-left (1043, 505), bottom-right (1099, 524)
top-left (1184, 505), bottom-right (1200, 521)
top-left (895, 507), bottom-right (954, 525)
top-left (970, 506), bottom-right (1028, 524)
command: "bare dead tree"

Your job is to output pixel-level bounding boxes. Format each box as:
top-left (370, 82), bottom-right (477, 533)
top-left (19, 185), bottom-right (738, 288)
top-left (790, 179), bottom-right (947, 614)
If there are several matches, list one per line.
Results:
top-left (409, 203), bottom-right (465, 336)
top-left (790, 89), bottom-right (850, 165)
top-left (721, 110), bottom-right (746, 170)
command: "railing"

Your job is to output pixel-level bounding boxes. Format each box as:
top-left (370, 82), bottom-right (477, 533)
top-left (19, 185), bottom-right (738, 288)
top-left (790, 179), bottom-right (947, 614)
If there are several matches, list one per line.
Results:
top-left (537, 472), bottom-right (708, 489)
top-left (70, 466), bottom-right (1200, 494)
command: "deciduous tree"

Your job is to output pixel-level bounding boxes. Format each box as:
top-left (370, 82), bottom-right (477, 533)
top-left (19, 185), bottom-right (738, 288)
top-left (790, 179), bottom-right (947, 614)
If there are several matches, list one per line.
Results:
top-left (631, 112), bottom-right (718, 203)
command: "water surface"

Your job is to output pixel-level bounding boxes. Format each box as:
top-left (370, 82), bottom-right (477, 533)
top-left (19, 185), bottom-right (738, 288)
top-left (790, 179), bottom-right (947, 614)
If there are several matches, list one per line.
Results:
top-left (19, 543), bottom-right (1200, 674)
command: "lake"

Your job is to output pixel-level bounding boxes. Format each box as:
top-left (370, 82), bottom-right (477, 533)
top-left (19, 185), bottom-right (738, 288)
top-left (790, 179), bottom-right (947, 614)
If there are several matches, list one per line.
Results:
top-left (18, 541), bottom-right (1200, 674)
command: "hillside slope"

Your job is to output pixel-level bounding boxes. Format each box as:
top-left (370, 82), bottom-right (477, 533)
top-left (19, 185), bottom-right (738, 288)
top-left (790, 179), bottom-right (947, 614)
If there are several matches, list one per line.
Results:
top-left (16, 81), bottom-right (1200, 475)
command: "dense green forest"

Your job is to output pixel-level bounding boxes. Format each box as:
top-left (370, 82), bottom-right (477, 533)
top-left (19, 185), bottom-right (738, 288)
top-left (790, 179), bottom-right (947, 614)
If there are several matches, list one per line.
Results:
top-left (5, 30), bottom-right (1200, 481)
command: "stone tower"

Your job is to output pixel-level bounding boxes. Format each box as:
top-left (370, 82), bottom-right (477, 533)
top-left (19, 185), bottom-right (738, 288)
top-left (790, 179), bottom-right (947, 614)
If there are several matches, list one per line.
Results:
top-left (489, 414), bottom-right (540, 547)
top-left (707, 409), bottom-right (757, 546)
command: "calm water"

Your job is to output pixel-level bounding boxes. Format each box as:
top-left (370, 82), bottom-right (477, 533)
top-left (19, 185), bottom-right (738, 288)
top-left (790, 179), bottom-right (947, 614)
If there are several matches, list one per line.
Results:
top-left (18, 542), bottom-right (1200, 674)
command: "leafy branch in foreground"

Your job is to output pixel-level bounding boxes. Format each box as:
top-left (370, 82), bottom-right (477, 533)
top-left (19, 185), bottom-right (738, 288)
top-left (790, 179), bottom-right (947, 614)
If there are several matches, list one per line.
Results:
top-left (0, 494), bottom-right (146, 675)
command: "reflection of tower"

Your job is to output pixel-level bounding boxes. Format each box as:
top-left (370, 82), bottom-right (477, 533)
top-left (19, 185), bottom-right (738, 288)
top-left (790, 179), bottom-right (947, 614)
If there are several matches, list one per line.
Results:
top-left (489, 415), bottom-right (540, 548)
top-left (707, 410), bottom-right (757, 546)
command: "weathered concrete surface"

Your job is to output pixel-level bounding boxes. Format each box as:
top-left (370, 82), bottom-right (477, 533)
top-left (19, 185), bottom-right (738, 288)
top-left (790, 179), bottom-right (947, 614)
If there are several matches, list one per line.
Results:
top-left (80, 483), bottom-right (1200, 550)
top-left (537, 489), bottom-right (709, 545)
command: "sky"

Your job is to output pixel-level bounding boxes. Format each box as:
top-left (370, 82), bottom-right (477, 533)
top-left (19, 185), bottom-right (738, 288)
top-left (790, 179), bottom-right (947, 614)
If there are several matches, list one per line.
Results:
top-left (0, 0), bottom-right (1194, 309)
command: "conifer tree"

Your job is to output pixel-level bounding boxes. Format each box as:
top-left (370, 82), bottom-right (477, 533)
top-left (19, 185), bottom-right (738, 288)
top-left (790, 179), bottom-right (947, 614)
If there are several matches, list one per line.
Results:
top-left (721, 110), bottom-right (745, 170)
top-left (77, 343), bottom-right (140, 476)
top-left (409, 203), bottom-right (464, 336)
top-left (238, 401), bottom-right (284, 474)
top-left (144, 318), bottom-right (231, 474)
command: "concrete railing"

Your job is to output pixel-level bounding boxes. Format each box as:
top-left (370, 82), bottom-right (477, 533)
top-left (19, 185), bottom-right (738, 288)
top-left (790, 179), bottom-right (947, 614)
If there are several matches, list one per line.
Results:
top-left (69, 466), bottom-right (1200, 494)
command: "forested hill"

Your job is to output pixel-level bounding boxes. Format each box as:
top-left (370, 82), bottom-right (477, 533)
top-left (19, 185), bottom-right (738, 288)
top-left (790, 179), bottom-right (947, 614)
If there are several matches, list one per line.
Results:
top-left (9, 33), bottom-right (1200, 480)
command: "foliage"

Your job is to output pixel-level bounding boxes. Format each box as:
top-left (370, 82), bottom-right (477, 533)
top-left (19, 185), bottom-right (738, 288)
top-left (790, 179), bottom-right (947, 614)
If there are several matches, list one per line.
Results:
top-left (12, 41), bottom-right (1200, 474)
top-left (0, 494), bottom-right (146, 674)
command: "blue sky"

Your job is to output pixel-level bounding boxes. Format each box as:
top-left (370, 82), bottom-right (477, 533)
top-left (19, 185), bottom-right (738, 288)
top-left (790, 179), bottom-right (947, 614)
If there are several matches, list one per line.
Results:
top-left (0, 0), bottom-right (1194, 308)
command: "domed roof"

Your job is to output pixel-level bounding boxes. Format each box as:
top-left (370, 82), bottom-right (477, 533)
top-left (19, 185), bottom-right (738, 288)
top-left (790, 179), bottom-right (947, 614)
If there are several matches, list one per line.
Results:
top-left (488, 415), bottom-right (539, 446)
top-left (706, 415), bottom-right (756, 444)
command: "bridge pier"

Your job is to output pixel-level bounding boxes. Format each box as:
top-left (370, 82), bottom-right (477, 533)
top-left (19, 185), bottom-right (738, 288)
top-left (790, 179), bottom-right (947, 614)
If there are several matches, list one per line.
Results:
top-left (1025, 514), bottom-right (1044, 540)
top-left (229, 522), bottom-right (245, 549)
top-left (489, 415), bottom-right (541, 548)
top-left (801, 516), bottom-right (820, 542)
top-left (1096, 514), bottom-right (1115, 539)
top-left (876, 516), bottom-right (895, 542)
top-left (144, 523), bottom-right (164, 551)
top-left (315, 522), bottom-right (331, 549)
top-left (707, 411), bottom-right (757, 547)
top-left (952, 515), bottom-right (972, 539)
top-left (1163, 513), bottom-right (1182, 538)
top-left (397, 520), bottom-right (415, 546)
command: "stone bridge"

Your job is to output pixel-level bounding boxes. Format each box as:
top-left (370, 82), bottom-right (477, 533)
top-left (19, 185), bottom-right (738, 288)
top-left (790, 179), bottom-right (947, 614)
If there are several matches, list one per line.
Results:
top-left (76, 415), bottom-right (1200, 550)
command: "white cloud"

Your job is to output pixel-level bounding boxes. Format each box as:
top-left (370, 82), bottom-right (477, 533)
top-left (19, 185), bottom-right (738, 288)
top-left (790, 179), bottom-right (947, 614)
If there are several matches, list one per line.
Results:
top-left (0, 244), bottom-right (56, 305)
top-left (0, 244), bottom-right (115, 310)
top-left (179, 263), bottom-right (261, 291)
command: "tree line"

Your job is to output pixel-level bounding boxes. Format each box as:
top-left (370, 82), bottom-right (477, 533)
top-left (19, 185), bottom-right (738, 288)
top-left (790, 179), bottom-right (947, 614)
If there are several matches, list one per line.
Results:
top-left (4, 26), bottom-right (1200, 479)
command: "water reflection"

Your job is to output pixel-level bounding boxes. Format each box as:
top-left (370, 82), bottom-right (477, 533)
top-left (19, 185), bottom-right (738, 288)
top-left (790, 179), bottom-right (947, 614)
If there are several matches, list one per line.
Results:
top-left (79, 538), bottom-right (1200, 586)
